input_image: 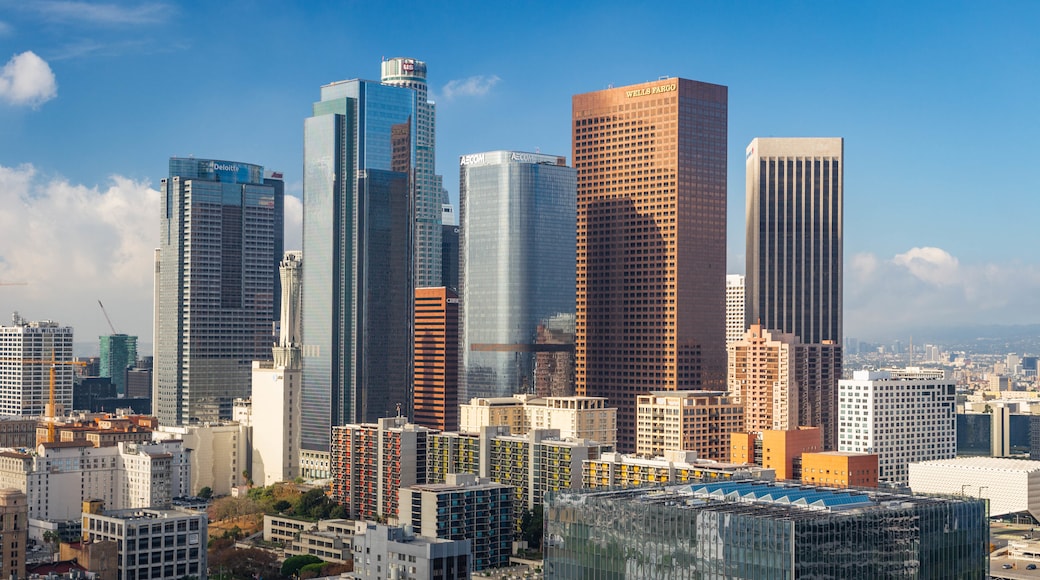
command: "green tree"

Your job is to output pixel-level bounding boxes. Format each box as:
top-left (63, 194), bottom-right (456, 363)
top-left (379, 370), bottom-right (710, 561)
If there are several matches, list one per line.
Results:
top-left (521, 505), bottom-right (544, 549)
top-left (300, 562), bottom-right (325, 578)
top-left (272, 499), bottom-right (292, 513)
top-left (280, 555), bottom-right (323, 578)
top-left (198, 487), bottom-right (213, 499)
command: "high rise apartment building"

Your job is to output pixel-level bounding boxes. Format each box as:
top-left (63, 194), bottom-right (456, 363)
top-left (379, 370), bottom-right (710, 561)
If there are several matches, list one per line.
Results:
top-left (302, 79), bottom-right (415, 450)
top-left (414, 287), bottom-right (459, 432)
top-left (99, 334), bottom-right (137, 396)
top-left (839, 368), bottom-right (957, 485)
top-left (381, 57), bottom-right (442, 287)
top-left (728, 324), bottom-right (800, 434)
top-left (0, 314), bottom-right (73, 417)
top-left (635, 391), bottom-right (743, 461)
top-left (459, 151), bottom-right (576, 401)
top-left (729, 324), bottom-right (841, 448)
top-left (573, 78), bottom-right (728, 453)
top-left (157, 158), bottom-right (284, 425)
top-left (252, 251), bottom-right (303, 485)
top-left (330, 417), bottom-right (433, 521)
top-left (400, 474), bottom-right (514, 571)
top-left (745, 137), bottom-right (843, 346)
top-left (725, 274), bottom-right (745, 344)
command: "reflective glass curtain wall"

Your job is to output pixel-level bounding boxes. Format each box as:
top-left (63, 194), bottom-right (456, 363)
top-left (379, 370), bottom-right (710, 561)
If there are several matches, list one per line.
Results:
top-left (157, 158), bottom-right (283, 426)
top-left (459, 151), bottom-right (576, 401)
top-left (302, 80), bottom-right (415, 450)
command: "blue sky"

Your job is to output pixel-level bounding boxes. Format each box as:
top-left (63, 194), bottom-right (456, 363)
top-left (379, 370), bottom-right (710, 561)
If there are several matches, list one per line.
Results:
top-left (0, 0), bottom-right (1037, 346)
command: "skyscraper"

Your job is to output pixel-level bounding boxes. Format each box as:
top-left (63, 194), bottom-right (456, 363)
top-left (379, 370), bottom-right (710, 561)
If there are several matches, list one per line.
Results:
top-left (381, 57), bottom-right (442, 288)
top-left (413, 287), bottom-right (459, 432)
top-left (459, 150), bottom-right (576, 401)
top-left (0, 313), bottom-right (73, 417)
top-left (573, 78), bottom-right (728, 452)
top-left (302, 79), bottom-right (415, 451)
top-left (725, 274), bottom-right (745, 344)
top-left (745, 137), bottom-right (843, 345)
top-left (156, 158), bottom-right (284, 426)
top-left (99, 334), bottom-right (137, 396)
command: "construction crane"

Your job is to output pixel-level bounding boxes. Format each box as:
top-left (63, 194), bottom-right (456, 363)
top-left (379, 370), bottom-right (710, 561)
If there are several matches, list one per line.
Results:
top-left (0, 356), bottom-right (87, 443)
top-left (0, 282), bottom-right (27, 286)
top-left (97, 300), bottom-right (118, 334)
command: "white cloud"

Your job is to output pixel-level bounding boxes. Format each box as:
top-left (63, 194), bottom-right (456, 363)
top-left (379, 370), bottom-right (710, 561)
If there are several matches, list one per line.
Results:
top-left (845, 246), bottom-right (1040, 341)
top-left (21, 1), bottom-right (174, 25)
top-left (0, 51), bottom-right (57, 107)
top-left (892, 246), bottom-right (960, 286)
top-left (440, 75), bottom-right (501, 100)
top-left (0, 164), bottom-right (159, 346)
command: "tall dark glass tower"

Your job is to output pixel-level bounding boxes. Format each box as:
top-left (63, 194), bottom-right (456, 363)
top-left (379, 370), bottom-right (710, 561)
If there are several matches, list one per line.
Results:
top-left (156, 158), bottom-right (284, 425)
top-left (301, 79), bottom-right (415, 451)
top-left (745, 137), bottom-right (843, 448)
top-left (459, 151), bottom-right (576, 401)
top-left (745, 137), bottom-right (843, 346)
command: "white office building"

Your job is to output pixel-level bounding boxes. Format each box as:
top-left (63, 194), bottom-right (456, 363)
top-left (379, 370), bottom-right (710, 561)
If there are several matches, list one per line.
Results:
top-left (909, 457), bottom-right (1040, 521)
top-left (82, 503), bottom-right (207, 580)
top-left (838, 368), bottom-right (956, 485)
top-left (0, 314), bottom-right (73, 417)
top-left (725, 274), bottom-right (746, 344)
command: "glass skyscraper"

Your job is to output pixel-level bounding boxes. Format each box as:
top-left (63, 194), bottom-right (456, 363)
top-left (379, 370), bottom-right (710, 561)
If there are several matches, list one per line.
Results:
top-left (459, 151), bottom-right (576, 400)
top-left (156, 158), bottom-right (284, 425)
top-left (99, 334), bottom-right (137, 396)
top-left (301, 79), bottom-right (415, 451)
top-left (381, 57), bottom-right (442, 288)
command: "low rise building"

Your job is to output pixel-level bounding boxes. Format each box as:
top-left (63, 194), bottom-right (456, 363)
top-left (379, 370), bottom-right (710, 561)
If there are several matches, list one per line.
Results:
top-left (730, 427), bottom-right (822, 481)
top-left (801, 451), bottom-right (879, 488)
top-left (545, 480), bottom-right (988, 578)
top-left (81, 502), bottom-right (207, 580)
top-left (909, 457), bottom-right (1040, 520)
top-left (350, 522), bottom-right (470, 580)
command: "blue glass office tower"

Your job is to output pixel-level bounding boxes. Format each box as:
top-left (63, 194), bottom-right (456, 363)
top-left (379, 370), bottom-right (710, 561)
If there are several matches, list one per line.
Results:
top-left (459, 151), bottom-right (576, 400)
top-left (301, 79), bottom-right (415, 450)
top-left (157, 158), bottom-right (284, 425)
top-left (99, 334), bottom-right (138, 396)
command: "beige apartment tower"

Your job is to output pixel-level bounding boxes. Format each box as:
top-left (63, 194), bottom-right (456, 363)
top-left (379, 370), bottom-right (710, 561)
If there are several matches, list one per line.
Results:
top-left (573, 78), bottom-right (728, 453)
top-left (728, 324), bottom-right (841, 448)
top-left (636, 391), bottom-right (743, 461)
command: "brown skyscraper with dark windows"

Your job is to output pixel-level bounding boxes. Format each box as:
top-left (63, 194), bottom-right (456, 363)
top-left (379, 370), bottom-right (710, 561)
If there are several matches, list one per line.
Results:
top-left (414, 287), bottom-right (459, 431)
top-left (573, 78), bottom-right (727, 453)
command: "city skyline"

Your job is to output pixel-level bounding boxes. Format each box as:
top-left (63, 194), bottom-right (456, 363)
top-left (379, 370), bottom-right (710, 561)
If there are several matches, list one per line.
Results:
top-left (1, 2), bottom-right (1038, 343)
